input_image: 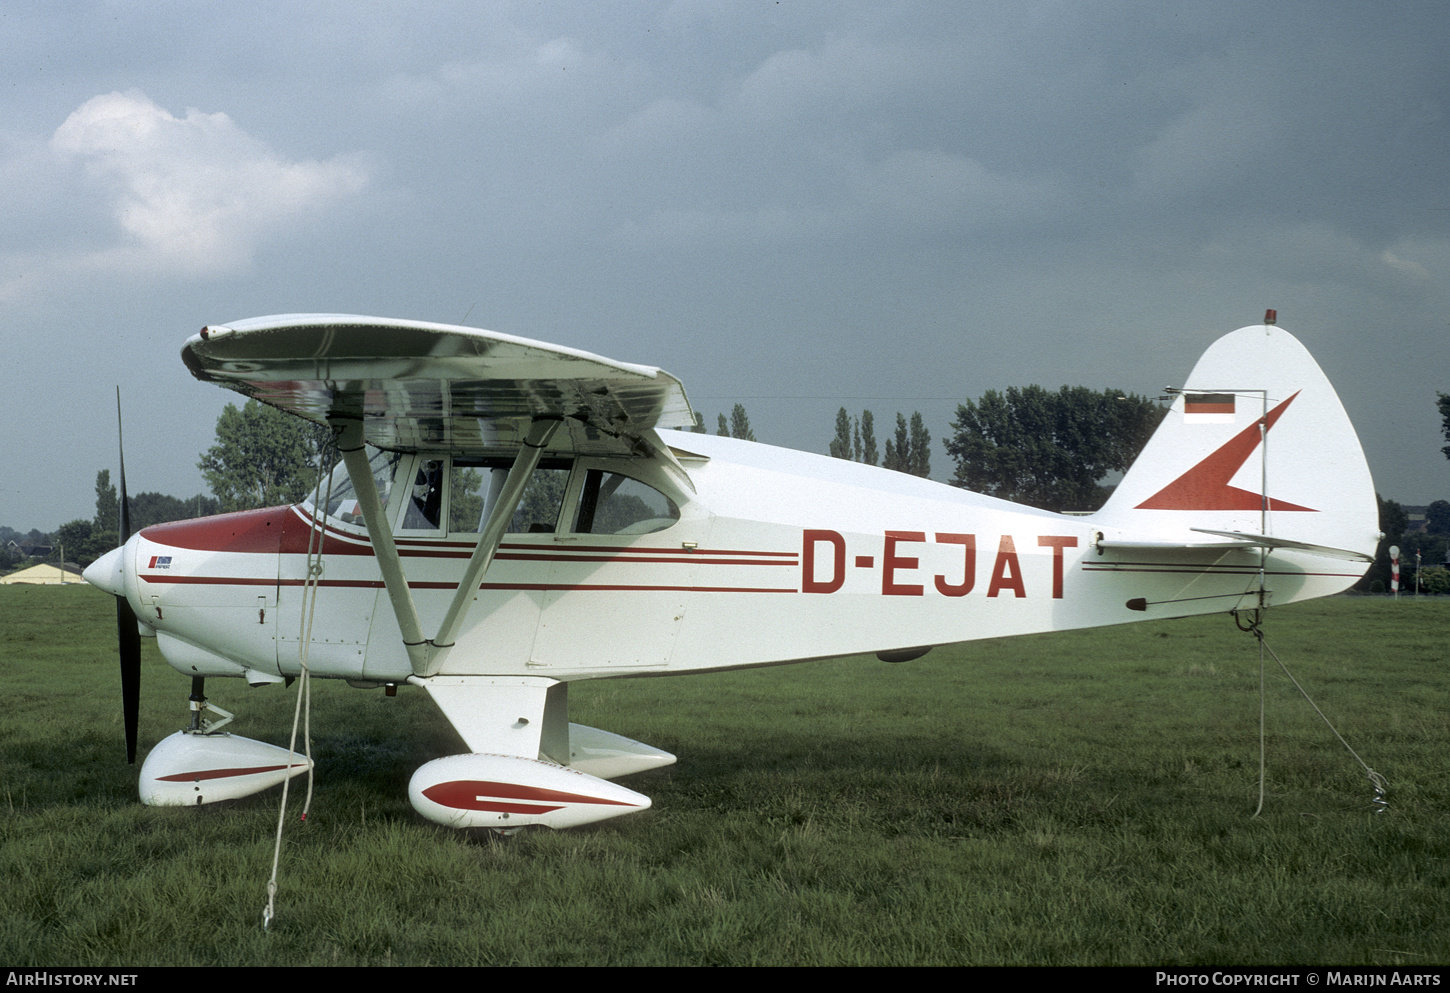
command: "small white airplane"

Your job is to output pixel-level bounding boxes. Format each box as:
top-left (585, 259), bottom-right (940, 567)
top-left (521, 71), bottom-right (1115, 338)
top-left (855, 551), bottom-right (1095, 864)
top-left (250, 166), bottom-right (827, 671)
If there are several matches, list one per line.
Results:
top-left (85, 312), bottom-right (1378, 830)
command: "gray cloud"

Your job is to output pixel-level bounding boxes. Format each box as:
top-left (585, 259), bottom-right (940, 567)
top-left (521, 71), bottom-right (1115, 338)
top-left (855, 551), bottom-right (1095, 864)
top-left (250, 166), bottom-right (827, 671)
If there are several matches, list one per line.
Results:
top-left (35, 91), bottom-right (368, 284)
top-left (1, 1), bottom-right (1447, 532)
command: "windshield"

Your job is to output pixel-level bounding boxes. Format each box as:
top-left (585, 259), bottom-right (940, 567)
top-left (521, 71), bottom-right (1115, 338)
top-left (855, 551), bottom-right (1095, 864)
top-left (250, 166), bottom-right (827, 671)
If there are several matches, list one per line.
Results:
top-left (307, 448), bottom-right (402, 526)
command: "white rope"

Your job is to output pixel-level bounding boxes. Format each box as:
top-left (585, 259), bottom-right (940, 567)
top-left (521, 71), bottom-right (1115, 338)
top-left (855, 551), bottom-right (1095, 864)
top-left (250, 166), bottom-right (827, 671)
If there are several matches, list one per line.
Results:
top-left (263, 434), bottom-right (338, 932)
top-left (1253, 627), bottom-right (1267, 818)
top-left (1239, 612), bottom-right (1388, 817)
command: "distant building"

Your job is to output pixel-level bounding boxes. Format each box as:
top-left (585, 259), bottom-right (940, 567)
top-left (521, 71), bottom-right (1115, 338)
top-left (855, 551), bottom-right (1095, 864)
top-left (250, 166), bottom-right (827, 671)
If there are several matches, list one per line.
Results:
top-left (0, 563), bottom-right (86, 585)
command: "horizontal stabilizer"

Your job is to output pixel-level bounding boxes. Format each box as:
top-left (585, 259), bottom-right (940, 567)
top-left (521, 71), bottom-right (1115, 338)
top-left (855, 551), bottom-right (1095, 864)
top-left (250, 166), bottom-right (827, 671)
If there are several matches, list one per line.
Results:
top-left (1095, 539), bottom-right (1258, 553)
top-left (1096, 532), bottom-right (1372, 562)
top-left (1189, 528), bottom-right (1374, 563)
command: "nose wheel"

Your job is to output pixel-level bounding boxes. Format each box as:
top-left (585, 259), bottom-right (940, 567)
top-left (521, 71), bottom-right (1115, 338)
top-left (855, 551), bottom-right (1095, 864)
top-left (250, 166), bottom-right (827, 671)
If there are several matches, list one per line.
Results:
top-left (138, 677), bottom-right (309, 806)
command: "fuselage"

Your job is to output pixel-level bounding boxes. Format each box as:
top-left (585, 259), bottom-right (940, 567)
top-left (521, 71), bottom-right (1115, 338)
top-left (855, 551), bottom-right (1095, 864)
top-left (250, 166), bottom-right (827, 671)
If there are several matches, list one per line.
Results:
top-left (88, 431), bottom-right (1367, 689)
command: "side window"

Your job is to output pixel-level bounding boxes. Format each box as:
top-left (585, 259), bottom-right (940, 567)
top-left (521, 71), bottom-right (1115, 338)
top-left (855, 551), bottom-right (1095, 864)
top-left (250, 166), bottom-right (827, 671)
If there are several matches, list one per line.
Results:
top-left (449, 458), bottom-right (573, 535)
top-left (510, 467), bottom-right (572, 533)
top-left (448, 462), bottom-right (490, 533)
top-left (402, 459), bottom-right (446, 530)
top-left (572, 469), bottom-right (679, 535)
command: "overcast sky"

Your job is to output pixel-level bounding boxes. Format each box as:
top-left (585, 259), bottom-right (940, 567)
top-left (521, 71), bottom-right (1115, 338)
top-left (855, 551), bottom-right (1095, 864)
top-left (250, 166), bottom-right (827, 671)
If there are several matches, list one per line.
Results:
top-left (3, 1), bottom-right (1446, 533)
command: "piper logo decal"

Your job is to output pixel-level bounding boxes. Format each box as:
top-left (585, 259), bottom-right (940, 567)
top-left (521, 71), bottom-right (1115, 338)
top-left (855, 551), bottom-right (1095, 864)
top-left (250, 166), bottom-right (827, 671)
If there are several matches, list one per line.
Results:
top-left (148, 555), bottom-right (173, 569)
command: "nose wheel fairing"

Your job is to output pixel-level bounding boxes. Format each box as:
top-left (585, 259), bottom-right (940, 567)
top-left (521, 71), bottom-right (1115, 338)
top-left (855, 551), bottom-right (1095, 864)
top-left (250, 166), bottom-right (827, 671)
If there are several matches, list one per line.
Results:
top-left (139, 730), bottom-right (312, 806)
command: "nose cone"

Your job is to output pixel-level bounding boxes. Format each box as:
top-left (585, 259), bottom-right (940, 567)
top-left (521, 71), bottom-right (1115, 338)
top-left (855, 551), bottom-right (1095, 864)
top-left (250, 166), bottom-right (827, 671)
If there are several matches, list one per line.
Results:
top-left (84, 543), bottom-right (127, 597)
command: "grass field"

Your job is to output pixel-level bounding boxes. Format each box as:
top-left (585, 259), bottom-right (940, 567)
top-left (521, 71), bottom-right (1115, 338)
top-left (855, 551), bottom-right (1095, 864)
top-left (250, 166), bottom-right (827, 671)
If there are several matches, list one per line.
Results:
top-left (1, 584), bottom-right (1446, 966)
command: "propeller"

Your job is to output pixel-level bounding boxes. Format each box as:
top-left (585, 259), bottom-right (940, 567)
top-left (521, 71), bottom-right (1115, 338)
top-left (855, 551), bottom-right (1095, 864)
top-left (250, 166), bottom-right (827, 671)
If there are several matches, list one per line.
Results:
top-left (115, 388), bottom-right (141, 764)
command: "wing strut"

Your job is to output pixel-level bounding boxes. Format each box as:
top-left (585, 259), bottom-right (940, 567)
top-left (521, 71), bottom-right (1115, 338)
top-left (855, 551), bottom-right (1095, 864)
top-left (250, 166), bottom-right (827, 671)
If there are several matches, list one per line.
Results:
top-left (332, 417), bottom-right (561, 678)
top-left (427, 417), bottom-right (562, 672)
top-left (334, 420), bottom-right (429, 673)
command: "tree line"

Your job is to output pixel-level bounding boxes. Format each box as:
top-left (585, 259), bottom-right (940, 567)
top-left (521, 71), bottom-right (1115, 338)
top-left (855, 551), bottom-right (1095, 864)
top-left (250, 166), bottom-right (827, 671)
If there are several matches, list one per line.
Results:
top-left (34, 400), bottom-right (329, 570)
top-left (683, 402), bottom-right (757, 441)
top-left (43, 471), bottom-right (221, 571)
top-left (830, 409), bottom-right (934, 477)
top-left (1359, 393), bottom-right (1450, 594)
top-left (18, 389), bottom-right (1450, 581)
top-left (826, 385), bottom-right (1165, 514)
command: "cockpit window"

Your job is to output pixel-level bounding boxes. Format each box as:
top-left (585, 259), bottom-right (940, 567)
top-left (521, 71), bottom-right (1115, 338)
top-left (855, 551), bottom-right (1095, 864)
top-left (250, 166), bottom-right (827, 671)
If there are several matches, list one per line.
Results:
top-left (451, 458), bottom-right (573, 535)
top-left (315, 449), bottom-right (401, 527)
top-left (572, 469), bottom-right (679, 535)
top-left (402, 459), bottom-right (446, 530)
top-left (448, 463), bottom-right (489, 532)
top-left (511, 467), bottom-right (571, 533)
top-left (316, 454), bottom-right (677, 538)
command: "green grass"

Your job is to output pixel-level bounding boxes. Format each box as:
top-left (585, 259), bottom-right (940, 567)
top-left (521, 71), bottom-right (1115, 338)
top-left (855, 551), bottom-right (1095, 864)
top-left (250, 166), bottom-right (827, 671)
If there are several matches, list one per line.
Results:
top-left (2, 584), bottom-right (1447, 965)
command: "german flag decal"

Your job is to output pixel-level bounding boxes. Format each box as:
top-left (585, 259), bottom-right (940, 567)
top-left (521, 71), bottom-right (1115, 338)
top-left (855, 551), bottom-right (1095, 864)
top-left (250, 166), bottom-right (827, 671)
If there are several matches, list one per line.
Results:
top-left (1184, 393), bottom-right (1235, 416)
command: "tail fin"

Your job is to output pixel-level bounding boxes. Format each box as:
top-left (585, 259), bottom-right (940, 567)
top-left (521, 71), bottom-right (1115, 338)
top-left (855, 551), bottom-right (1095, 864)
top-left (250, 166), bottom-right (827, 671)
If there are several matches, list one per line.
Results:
top-left (1094, 323), bottom-right (1378, 567)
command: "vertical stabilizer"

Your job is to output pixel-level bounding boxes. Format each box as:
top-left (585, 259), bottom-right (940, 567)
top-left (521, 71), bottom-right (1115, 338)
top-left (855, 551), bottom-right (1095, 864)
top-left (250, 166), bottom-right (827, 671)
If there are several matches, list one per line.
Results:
top-left (1093, 324), bottom-right (1377, 564)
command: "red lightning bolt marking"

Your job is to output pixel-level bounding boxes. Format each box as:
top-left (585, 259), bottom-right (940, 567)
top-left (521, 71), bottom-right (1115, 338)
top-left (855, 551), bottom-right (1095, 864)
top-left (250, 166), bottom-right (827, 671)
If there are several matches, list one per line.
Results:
top-left (1136, 391), bottom-right (1315, 512)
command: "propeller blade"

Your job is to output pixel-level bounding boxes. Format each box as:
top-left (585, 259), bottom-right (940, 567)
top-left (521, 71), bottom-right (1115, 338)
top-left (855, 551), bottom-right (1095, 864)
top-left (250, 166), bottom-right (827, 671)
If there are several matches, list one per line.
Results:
top-left (117, 597), bottom-right (141, 764)
top-left (116, 388), bottom-right (140, 764)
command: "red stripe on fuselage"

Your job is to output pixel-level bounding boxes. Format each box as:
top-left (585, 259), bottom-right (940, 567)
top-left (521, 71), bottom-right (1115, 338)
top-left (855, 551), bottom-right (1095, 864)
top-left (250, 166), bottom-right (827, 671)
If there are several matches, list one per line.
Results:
top-left (141, 504), bottom-right (798, 566)
top-left (151, 575), bottom-right (797, 594)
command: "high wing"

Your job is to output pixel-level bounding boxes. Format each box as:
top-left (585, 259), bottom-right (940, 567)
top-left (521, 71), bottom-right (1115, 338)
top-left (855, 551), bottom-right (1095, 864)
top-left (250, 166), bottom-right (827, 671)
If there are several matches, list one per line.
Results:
top-left (181, 314), bottom-right (697, 458)
top-left (183, 313), bottom-right (702, 679)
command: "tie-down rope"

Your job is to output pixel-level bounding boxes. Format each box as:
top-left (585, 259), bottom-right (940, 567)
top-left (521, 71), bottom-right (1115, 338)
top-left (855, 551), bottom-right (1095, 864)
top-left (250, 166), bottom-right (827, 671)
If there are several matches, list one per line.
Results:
top-left (1235, 610), bottom-right (1388, 818)
top-left (264, 431), bottom-right (339, 931)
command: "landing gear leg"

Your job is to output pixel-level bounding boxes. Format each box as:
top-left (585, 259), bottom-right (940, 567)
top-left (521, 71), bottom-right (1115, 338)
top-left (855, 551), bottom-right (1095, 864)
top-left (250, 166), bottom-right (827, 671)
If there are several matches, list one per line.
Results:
top-left (185, 676), bottom-right (234, 735)
top-left (139, 678), bottom-right (307, 806)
